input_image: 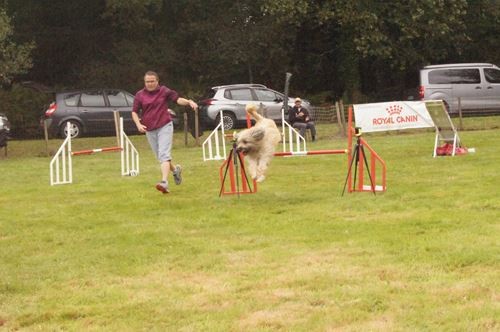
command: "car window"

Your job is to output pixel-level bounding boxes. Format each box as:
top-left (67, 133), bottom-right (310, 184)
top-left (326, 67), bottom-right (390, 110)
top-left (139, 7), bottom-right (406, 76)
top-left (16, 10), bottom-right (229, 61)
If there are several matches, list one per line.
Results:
top-left (225, 88), bottom-right (253, 100)
top-left (484, 68), bottom-right (500, 83)
top-left (80, 91), bottom-right (106, 107)
top-left (429, 69), bottom-right (480, 84)
top-left (107, 90), bottom-right (129, 107)
top-left (254, 88), bottom-right (278, 102)
top-left (64, 93), bottom-right (80, 106)
top-left (125, 93), bottom-right (134, 105)
top-left (202, 88), bottom-right (217, 99)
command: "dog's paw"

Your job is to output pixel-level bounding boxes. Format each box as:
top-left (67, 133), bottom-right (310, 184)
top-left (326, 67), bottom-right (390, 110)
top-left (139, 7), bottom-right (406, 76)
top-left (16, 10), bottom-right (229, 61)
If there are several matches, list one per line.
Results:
top-left (256, 175), bottom-right (266, 182)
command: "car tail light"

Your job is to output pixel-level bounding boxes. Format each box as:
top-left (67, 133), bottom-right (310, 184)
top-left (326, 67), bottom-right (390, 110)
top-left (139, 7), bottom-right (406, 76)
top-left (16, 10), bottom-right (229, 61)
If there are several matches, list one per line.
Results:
top-left (418, 86), bottom-right (425, 100)
top-left (45, 102), bottom-right (57, 117)
top-left (200, 98), bottom-right (216, 105)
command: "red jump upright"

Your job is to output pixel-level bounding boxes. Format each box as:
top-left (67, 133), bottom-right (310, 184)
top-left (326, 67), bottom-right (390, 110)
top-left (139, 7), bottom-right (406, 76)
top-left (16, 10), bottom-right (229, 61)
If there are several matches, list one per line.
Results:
top-left (346, 106), bottom-right (386, 193)
top-left (219, 150), bottom-right (257, 196)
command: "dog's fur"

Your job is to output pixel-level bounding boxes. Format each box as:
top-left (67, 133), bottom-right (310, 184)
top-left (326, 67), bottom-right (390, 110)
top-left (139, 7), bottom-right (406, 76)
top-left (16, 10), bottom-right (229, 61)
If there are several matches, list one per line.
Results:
top-left (235, 104), bottom-right (281, 182)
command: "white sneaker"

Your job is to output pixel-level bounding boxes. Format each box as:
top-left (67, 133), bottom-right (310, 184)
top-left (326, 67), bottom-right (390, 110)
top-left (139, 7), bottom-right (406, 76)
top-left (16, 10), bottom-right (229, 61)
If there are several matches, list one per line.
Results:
top-left (173, 164), bottom-right (182, 185)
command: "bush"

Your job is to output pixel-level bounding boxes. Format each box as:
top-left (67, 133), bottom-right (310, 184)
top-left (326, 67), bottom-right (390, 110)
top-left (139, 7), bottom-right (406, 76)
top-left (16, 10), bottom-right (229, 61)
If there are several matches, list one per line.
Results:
top-left (0, 84), bottom-right (51, 139)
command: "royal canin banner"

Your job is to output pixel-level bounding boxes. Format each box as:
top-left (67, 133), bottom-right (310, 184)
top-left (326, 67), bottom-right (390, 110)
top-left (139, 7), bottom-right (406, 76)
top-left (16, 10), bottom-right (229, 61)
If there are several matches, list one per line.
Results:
top-left (353, 101), bottom-right (435, 132)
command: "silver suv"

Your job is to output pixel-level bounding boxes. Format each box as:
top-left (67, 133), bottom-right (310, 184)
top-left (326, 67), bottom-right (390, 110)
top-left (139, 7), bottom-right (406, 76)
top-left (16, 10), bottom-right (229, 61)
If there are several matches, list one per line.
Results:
top-left (419, 63), bottom-right (500, 114)
top-left (198, 84), bottom-right (311, 130)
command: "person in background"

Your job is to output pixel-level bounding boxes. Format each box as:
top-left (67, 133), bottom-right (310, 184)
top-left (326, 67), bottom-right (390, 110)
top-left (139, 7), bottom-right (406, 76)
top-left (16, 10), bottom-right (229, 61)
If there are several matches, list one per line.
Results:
top-left (288, 97), bottom-right (316, 141)
top-left (132, 70), bottom-right (198, 194)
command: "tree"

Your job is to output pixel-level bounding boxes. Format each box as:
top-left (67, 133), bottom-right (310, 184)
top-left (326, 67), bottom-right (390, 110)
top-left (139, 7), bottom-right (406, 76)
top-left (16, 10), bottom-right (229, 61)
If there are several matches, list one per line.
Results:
top-left (463, 0), bottom-right (500, 65)
top-left (0, 8), bottom-right (33, 88)
top-left (262, 0), bottom-right (470, 101)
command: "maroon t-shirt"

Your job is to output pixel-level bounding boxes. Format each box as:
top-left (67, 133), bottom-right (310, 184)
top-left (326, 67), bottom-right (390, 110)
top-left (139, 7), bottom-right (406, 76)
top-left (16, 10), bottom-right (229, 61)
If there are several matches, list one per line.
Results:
top-left (132, 85), bottom-right (179, 131)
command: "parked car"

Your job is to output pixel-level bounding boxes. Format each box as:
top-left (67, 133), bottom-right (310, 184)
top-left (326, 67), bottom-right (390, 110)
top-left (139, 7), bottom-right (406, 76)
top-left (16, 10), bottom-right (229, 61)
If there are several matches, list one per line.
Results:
top-left (0, 112), bottom-right (10, 148)
top-left (41, 89), bottom-right (179, 138)
top-left (419, 63), bottom-right (500, 114)
top-left (198, 84), bottom-right (311, 130)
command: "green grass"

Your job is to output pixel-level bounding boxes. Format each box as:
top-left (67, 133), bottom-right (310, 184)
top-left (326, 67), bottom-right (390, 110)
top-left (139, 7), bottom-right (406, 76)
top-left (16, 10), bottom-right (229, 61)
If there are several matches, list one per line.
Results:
top-left (0, 119), bottom-right (499, 331)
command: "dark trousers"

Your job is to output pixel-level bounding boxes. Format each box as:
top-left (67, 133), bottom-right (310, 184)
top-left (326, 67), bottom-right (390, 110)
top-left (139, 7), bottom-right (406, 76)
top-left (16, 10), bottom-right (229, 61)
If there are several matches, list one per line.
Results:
top-left (293, 121), bottom-right (316, 139)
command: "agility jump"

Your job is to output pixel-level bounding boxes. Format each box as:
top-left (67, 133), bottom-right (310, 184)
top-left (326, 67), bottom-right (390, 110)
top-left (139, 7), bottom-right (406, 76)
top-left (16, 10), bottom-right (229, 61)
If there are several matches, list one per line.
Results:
top-left (219, 105), bottom-right (386, 196)
top-left (49, 117), bottom-right (139, 186)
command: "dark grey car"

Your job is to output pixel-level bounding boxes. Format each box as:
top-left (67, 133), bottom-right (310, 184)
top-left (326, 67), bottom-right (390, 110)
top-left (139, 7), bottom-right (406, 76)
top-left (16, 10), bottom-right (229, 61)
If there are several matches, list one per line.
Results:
top-left (41, 89), bottom-right (178, 138)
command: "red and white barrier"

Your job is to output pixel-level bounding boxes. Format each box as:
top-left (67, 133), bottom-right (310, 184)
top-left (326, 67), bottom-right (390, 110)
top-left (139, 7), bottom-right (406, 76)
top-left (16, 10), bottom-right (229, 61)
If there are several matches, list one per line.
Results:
top-left (274, 149), bottom-right (347, 157)
top-left (71, 146), bottom-right (122, 156)
top-left (50, 117), bottom-right (139, 185)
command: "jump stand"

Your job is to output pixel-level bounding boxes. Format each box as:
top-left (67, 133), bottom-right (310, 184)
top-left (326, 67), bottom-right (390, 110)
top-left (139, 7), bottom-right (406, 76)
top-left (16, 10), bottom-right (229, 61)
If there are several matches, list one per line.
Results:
top-left (202, 111), bottom-right (227, 161)
top-left (219, 144), bottom-right (257, 196)
top-left (345, 106), bottom-right (386, 193)
top-left (50, 117), bottom-right (139, 186)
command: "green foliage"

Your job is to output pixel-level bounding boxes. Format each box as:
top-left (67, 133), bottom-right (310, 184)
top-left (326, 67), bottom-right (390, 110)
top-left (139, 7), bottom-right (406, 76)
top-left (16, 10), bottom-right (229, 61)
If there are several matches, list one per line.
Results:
top-left (0, 9), bottom-right (34, 86)
top-left (102, 0), bottom-right (162, 34)
top-left (2, 0), bottom-right (500, 111)
top-left (0, 83), bottom-right (50, 137)
top-left (0, 124), bottom-right (499, 330)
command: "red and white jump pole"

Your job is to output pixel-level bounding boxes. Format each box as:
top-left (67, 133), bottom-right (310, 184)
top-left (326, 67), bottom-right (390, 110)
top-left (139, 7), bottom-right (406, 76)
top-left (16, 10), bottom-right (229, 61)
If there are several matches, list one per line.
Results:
top-left (274, 149), bottom-right (347, 157)
top-left (72, 146), bottom-right (122, 156)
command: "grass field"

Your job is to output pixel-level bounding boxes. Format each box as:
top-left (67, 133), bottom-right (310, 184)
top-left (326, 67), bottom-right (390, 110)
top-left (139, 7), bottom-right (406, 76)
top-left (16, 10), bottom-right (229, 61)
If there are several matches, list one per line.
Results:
top-left (1, 119), bottom-right (499, 331)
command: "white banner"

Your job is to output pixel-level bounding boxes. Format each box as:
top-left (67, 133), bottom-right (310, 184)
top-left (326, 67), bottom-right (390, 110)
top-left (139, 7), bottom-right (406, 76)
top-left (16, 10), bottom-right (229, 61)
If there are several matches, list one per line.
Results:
top-left (353, 101), bottom-right (435, 132)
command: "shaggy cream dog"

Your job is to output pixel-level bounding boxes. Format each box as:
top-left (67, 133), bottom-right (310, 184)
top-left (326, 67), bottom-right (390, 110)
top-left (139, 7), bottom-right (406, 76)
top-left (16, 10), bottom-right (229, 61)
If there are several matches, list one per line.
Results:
top-left (235, 104), bottom-right (281, 182)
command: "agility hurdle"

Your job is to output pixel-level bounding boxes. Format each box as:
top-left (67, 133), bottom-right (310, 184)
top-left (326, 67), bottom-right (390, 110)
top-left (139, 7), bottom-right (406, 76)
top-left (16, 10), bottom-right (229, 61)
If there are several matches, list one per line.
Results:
top-left (218, 105), bottom-right (386, 196)
top-left (203, 109), bottom-right (308, 162)
top-left (49, 117), bottom-right (139, 186)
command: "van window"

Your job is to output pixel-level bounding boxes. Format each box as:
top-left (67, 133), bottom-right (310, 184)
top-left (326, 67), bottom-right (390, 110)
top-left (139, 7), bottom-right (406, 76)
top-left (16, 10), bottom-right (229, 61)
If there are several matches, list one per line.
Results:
top-left (428, 69), bottom-right (480, 84)
top-left (484, 68), bottom-right (500, 83)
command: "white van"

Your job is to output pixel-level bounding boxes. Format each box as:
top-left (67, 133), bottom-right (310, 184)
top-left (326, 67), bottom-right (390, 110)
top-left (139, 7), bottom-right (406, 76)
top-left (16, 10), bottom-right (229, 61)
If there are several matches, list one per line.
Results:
top-left (419, 63), bottom-right (500, 114)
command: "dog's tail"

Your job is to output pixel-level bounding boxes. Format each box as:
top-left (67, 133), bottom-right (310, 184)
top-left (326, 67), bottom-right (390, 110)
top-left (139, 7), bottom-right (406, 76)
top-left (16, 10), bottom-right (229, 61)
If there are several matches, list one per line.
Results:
top-left (246, 104), bottom-right (263, 122)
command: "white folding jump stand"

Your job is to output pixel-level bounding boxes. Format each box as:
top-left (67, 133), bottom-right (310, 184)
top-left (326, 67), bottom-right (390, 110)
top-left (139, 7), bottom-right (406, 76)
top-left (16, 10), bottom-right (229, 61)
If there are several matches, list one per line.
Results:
top-left (49, 117), bottom-right (139, 185)
top-left (202, 109), bottom-right (307, 161)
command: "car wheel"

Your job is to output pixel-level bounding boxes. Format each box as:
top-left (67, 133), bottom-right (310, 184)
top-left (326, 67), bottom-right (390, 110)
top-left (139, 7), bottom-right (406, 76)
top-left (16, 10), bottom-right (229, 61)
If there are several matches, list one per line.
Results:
top-left (217, 112), bottom-right (236, 130)
top-left (60, 120), bottom-right (82, 138)
top-left (441, 100), bottom-right (450, 113)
